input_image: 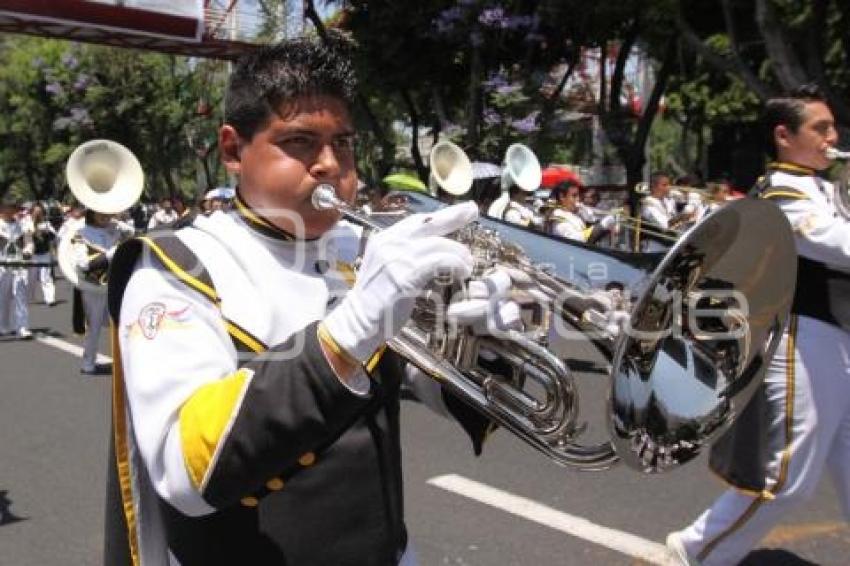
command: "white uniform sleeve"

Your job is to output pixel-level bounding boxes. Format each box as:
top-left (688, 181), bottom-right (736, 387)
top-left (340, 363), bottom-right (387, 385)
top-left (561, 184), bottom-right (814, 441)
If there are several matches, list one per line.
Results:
top-left (551, 219), bottom-right (585, 241)
top-left (119, 259), bottom-right (235, 516)
top-left (641, 201), bottom-right (670, 228)
top-left (775, 194), bottom-right (850, 270)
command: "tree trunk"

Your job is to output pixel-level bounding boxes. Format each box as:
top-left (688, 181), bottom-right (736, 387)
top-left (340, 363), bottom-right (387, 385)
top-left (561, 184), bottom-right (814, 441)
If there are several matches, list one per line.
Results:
top-left (400, 89), bottom-right (427, 183)
top-left (755, 0), bottom-right (808, 91)
top-left (466, 25), bottom-right (483, 150)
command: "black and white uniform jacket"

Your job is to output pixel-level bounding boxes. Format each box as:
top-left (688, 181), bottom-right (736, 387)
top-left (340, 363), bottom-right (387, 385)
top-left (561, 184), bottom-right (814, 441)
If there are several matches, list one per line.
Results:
top-left (752, 162), bottom-right (850, 329)
top-left (105, 197), bottom-right (490, 566)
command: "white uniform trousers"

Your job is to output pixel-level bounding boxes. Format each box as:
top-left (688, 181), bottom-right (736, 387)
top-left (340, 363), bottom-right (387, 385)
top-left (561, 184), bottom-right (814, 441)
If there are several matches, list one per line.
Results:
top-left (679, 315), bottom-right (850, 565)
top-left (0, 267), bottom-right (29, 334)
top-left (81, 289), bottom-right (108, 371)
top-left (28, 253), bottom-right (55, 305)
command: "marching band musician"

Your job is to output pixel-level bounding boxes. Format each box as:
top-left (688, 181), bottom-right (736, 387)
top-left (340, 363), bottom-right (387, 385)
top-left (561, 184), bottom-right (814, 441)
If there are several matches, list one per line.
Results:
top-left (546, 180), bottom-right (616, 243)
top-left (502, 184), bottom-right (541, 228)
top-left (27, 203), bottom-right (57, 307)
top-left (104, 37), bottom-right (515, 565)
top-left (639, 172), bottom-right (695, 251)
top-left (668, 85), bottom-right (850, 565)
top-left (0, 202), bottom-right (34, 338)
top-left (73, 209), bottom-right (133, 374)
top-left (147, 196), bottom-right (181, 230)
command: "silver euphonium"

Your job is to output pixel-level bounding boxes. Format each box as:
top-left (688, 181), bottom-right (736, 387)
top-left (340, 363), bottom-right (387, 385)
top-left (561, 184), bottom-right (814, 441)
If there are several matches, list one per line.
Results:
top-left (313, 141), bottom-right (797, 473)
top-left (826, 146), bottom-right (850, 219)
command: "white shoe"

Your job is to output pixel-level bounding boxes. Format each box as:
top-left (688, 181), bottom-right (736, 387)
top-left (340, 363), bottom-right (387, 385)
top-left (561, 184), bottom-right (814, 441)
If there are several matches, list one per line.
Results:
top-left (17, 328), bottom-right (33, 339)
top-left (666, 531), bottom-right (700, 565)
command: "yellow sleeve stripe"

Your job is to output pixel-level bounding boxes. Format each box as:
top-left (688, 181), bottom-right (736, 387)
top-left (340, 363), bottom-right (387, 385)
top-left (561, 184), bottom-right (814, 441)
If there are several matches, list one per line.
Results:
top-left (317, 322), bottom-right (360, 366)
top-left (760, 191), bottom-right (808, 200)
top-left (179, 368), bottom-right (253, 490)
top-left (365, 345), bottom-right (386, 374)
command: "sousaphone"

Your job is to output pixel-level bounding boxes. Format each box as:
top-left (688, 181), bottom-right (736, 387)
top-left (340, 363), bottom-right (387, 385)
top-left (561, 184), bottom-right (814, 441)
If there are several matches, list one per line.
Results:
top-left (58, 139), bottom-right (143, 288)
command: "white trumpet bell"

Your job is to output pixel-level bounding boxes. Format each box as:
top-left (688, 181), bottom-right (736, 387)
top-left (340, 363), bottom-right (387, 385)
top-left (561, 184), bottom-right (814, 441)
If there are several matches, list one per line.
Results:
top-left (429, 140), bottom-right (474, 196)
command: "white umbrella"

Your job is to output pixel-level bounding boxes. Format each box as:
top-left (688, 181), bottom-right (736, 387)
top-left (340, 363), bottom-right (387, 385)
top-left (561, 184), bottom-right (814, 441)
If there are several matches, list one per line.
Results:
top-left (204, 187), bottom-right (236, 200)
top-left (471, 161), bottom-right (502, 180)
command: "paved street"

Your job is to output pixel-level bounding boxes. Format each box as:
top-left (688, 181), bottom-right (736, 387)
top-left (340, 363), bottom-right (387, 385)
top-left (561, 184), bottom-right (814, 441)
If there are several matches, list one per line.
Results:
top-left (1, 279), bottom-right (847, 565)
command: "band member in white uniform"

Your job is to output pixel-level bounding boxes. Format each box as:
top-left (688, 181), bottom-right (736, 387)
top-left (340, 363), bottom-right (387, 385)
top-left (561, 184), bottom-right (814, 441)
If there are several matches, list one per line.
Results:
top-left (547, 181), bottom-right (616, 242)
top-left (668, 85), bottom-right (850, 566)
top-left (73, 210), bottom-right (133, 374)
top-left (502, 185), bottom-right (540, 228)
top-left (147, 197), bottom-right (180, 230)
top-left (0, 203), bottom-right (34, 338)
top-left (104, 37), bottom-right (512, 566)
top-left (27, 203), bottom-right (57, 306)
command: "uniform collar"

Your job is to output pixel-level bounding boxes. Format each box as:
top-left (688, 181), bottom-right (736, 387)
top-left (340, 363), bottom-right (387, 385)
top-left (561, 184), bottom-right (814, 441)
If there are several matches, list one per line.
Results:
top-left (232, 190), bottom-right (303, 241)
top-left (768, 161), bottom-right (817, 177)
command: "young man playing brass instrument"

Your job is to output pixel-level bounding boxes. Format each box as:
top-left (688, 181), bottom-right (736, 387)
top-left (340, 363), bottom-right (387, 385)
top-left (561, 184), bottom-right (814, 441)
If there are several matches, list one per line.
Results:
top-left (105, 36), bottom-right (515, 565)
top-left (667, 84), bottom-right (850, 565)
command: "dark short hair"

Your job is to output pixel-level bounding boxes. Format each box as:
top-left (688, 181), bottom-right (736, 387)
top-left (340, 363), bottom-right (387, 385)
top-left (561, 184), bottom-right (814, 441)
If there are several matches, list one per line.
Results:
top-left (649, 171), bottom-right (669, 187)
top-left (550, 179), bottom-right (581, 201)
top-left (225, 34), bottom-right (357, 140)
top-left (762, 84), bottom-right (827, 157)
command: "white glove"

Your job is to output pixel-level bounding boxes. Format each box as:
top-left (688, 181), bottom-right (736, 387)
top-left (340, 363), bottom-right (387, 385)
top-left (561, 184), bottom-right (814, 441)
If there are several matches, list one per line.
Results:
top-left (323, 202), bottom-right (478, 362)
top-left (682, 203), bottom-right (697, 216)
top-left (106, 245), bottom-right (118, 261)
top-left (599, 214), bottom-right (617, 230)
top-left (447, 267), bottom-right (523, 335)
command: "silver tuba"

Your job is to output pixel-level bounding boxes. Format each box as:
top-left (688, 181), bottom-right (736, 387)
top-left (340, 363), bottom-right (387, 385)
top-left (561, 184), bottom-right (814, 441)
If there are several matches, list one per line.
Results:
top-left (314, 144), bottom-right (797, 473)
top-left (58, 139), bottom-right (143, 288)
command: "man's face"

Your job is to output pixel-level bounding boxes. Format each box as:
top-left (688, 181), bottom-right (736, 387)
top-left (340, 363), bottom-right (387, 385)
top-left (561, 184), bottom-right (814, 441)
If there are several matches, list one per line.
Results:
top-left (558, 187), bottom-right (581, 212)
top-left (776, 101), bottom-right (838, 170)
top-left (652, 176), bottom-right (670, 198)
top-left (221, 95), bottom-right (357, 238)
top-left (161, 199), bottom-right (173, 212)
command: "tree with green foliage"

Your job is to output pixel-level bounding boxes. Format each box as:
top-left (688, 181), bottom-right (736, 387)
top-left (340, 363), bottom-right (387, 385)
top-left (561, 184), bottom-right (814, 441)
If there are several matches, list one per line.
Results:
top-left (0, 36), bottom-right (229, 203)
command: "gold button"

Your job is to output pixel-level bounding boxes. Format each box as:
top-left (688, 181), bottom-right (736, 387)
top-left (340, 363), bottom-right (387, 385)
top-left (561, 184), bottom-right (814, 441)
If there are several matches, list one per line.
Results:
top-left (240, 496), bottom-right (259, 507)
top-left (298, 452), bottom-right (316, 466)
top-left (266, 477), bottom-right (285, 491)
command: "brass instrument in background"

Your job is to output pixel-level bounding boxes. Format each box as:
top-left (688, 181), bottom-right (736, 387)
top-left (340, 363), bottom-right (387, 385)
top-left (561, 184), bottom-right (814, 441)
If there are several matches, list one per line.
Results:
top-left (58, 139), bottom-right (143, 288)
top-left (827, 147), bottom-right (850, 219)
top-left (315, 141), bottom-right (798, 473)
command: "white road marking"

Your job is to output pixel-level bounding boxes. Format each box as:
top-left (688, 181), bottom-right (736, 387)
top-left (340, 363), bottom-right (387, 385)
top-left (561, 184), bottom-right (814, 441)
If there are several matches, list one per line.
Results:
top-left (35, 334), bottom-right (112, 364)
top-left (427, 474), bottom-right (672, 565)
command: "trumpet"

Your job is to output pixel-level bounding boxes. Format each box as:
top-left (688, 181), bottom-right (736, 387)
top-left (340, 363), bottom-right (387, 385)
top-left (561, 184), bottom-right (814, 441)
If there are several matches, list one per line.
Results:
top-left (313, 140), bottom-right (798, 473)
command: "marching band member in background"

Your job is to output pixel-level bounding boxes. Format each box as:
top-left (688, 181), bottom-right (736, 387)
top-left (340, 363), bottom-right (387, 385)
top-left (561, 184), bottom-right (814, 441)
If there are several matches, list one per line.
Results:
top-left (667, 84), bottom-right (850, 566)
top-left (0, 202), bottom-right (34, 338)
top-left (639, 172), bottom-right (695, 251)
top-left (27, 203), bottom-right (57, 307)
top-left (502, 184), bottom-right (540, 228)
top-left (705, 178), bottom-right (732, 215)
top-left (73, 210), bottom-right (133, 374)
top-left (547, 180), bottom-right (616, 243)
top-left (147, 196), bottom-right (180, 230)
top-left (104, 36), bottom-right (511, 565)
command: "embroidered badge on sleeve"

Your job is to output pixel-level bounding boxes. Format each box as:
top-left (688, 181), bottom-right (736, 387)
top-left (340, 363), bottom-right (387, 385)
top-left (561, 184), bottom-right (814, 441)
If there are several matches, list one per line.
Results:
top-left (129, 302), bottom-right (192, 340)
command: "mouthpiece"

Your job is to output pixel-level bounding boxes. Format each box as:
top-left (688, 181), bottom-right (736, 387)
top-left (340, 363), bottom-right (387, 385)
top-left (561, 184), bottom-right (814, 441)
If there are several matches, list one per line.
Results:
top-left (826, 147), bottom-right (850, 160)
top-left (311, 183), bottom-right (341, 211)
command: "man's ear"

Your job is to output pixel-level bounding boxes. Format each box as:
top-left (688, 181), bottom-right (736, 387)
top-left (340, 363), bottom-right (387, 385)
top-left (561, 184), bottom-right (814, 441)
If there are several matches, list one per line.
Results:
top-left (774, 124), bottom-right (791, 151)
top-left (219, 125), bottom-right (242, 176)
